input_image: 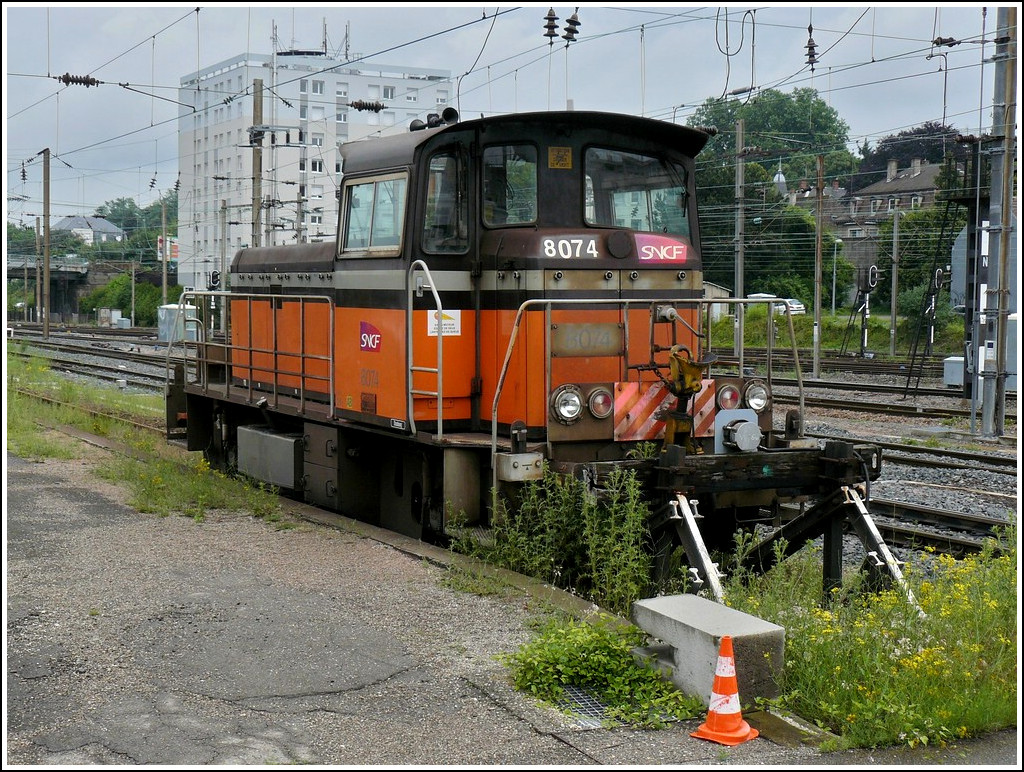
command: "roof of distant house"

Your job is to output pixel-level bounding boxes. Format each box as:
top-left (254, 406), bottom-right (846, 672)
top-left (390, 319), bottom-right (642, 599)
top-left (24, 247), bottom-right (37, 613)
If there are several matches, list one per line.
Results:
top-left (53, 215), bottom-right (124, 234)
top-left (857, 162), bottom-right (942, 196)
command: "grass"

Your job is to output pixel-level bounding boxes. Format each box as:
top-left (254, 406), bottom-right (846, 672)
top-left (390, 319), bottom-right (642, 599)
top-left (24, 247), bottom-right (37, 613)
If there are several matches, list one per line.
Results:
top-left (500, 613), bottom-right (705, 728)
top-left (6, 350), bottom-right (284, 526)
top-left (453, 461), bottom-right (1016, 747)
top-left (724, 532), bottom-right (1018, 749)
top-left (706, 306), bottom-right (968, 356)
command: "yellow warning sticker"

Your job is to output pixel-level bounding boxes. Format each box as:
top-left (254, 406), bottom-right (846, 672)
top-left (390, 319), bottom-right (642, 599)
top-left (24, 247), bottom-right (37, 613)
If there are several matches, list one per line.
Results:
top-left (548, 146), bottom-right (572, 169)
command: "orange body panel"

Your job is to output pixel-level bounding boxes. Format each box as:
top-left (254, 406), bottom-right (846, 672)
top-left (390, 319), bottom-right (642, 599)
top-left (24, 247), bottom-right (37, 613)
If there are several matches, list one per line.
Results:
top-left (230, 297), bottom-right (332, 399)
top-left (228, 296), bottom-right (700, 434)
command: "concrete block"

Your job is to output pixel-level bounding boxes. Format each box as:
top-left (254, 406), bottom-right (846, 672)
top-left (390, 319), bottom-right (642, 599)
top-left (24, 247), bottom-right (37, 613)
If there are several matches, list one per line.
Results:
top-left (631, 594), bottom-right (785, 708)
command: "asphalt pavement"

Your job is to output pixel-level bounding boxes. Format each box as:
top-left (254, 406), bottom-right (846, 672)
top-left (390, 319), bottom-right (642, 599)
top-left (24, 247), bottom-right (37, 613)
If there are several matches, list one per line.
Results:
top-left (5, 448), bottom-right (1019, 768)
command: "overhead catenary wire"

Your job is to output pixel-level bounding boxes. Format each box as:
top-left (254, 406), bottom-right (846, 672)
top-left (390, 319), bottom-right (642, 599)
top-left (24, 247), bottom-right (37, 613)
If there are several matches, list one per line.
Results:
top-left (6, 6), bottom-right (995, 223)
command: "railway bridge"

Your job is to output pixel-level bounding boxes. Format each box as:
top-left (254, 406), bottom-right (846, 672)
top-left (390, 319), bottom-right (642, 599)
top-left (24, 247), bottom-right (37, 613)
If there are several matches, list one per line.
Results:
top-left (6, 253), bottom-right (166, 323)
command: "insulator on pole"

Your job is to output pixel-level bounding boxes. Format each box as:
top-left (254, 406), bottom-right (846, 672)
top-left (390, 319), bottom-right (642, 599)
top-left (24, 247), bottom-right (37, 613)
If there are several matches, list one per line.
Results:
top-left (563, 10), bottom-right (581, 44)
top-left (58, 72), bottom-right (99, 87)
top-left (543, 8), bottom-right (559, 45)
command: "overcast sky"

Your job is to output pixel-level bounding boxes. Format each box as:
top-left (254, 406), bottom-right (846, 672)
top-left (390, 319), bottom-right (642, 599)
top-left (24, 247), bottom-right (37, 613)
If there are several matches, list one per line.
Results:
top-left (3, 3), bottom-right (1004, 224)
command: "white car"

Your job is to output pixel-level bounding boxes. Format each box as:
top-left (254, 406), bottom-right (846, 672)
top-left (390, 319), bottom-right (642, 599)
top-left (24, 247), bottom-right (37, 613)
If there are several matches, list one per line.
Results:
top-left (774, 299), bottom-right (806, 315)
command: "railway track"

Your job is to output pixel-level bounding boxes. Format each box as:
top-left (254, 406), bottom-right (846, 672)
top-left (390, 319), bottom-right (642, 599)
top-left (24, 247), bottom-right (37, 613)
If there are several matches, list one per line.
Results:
top-left (14, 380), bottom-right (1014, 564)
top-left (867, 497), bottom-right (1013, 556)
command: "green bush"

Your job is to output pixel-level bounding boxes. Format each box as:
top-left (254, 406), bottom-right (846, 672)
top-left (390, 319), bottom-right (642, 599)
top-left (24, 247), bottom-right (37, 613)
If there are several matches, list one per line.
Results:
top-left (501, 614), bottom-right (704, 728)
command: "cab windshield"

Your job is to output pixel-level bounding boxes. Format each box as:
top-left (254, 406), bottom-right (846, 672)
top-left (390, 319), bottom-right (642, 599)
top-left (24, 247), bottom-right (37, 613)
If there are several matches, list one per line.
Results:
top-left (584, 147), bottom-right (690, 238)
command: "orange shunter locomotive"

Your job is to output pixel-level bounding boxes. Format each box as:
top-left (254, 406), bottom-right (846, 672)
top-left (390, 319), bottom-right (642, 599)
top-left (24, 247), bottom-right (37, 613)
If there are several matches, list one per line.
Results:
top-left (167, 110), bottom-right (881, 581)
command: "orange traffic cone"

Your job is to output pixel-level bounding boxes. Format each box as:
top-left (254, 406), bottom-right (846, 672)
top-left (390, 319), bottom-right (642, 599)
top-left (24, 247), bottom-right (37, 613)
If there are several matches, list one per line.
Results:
top-left (690, 635), bottom-right (759, 746)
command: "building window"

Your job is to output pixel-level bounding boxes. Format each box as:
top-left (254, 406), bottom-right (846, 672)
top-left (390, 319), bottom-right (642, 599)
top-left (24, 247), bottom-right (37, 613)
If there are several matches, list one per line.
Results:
top-left (311, 185), bottom-right (324, 200)
top-left (300, 106), bottom-right (308, 119)
top-left (312, 80), bottom-right (324, 95)
top-left (336, 83), bottom-right (348, 98)
top-left (848, 228), bottom-right (863, 238)
top-left (312, 133), bottom-right (324, 147)
top-left (887, 197), bottom-right (898, 212)
top-left (311, 159), bottom-right (324, 173)
top-left (309, 213), bottom-right (323, 225)
top-left (336, 111), bottom-right (348, 123)
top-left (300, 79), bottom-right (308, 93)
top-left (311, 106), bottom-right (325, 122)
top-left (911, 195), bottom-right (922, 209)
top-left (871, 199), bottom-right (883, 214)
top-left (382, 85), bottom-right (396, 100)
top-left (407, 89), bottom-right (418, 103)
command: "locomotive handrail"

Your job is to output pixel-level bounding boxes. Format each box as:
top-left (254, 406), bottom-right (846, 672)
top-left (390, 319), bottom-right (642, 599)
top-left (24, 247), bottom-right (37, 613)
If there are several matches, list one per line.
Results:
top-left (488, 296), bottom-right (807, 499)
top-left (171, 290), bottom-right (334, 413)
top-left (407, 259), bottom-right (444, 441)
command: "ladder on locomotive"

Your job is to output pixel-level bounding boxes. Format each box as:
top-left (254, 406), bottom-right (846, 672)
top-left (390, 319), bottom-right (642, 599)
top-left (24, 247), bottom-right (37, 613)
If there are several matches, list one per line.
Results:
top-left (407, 260), bottom-right (445, 440)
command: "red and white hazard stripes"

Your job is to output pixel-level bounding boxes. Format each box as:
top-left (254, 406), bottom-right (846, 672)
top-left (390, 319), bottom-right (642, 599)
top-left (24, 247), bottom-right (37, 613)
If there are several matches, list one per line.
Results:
top-left (690, 635), bottom-right (759, 746)
top-left (613, 380), bottom-right (718, 442)
top-left (613, 381), bottom-right (672, 441)
top-left (692, 379), bottom-right (716, 437)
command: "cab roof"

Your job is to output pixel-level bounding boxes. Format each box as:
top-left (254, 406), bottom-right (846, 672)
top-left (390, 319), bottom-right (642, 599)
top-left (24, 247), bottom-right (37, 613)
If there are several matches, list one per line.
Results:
top-left (338, 110), bottom-right (713, 175)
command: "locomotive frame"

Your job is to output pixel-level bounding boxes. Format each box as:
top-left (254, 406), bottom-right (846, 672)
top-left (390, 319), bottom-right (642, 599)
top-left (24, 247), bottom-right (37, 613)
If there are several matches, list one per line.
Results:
top-left (166, 109), bottom-right (889, 597)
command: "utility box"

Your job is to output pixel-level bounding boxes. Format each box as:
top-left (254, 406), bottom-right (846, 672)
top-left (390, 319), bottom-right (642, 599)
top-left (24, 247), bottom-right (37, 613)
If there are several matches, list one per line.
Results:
top-left (944, 356), bottom-right (965, 388)
top-left (157, 304), bottom-right (198, 343)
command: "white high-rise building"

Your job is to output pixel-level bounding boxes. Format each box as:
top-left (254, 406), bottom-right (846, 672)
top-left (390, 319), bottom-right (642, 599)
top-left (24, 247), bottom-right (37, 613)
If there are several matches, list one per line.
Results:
top-left (176, 46), bottom-right (452, 290)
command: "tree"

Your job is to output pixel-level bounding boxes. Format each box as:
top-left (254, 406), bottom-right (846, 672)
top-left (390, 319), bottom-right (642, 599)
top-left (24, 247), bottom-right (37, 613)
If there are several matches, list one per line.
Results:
top-left (6, 221), bottom-right (84, 256)
top-left (78, 272), bottom-right (181, 327)
top-left (87, 190), bottom-right (178, 265)
top-left (872, 204), bottom-right (967, 307)
top-left (687, 88), bottom-right (856, 293)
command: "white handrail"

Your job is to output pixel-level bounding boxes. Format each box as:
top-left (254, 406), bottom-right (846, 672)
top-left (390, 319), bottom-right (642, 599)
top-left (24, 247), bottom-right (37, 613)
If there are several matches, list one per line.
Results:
top-left (407, 260), bottom-right (444, 440)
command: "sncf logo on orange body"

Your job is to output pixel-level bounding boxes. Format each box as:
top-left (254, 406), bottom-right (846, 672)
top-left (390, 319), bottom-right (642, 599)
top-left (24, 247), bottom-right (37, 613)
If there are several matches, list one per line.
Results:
top-left (359, 321), bottom-right (382, 352)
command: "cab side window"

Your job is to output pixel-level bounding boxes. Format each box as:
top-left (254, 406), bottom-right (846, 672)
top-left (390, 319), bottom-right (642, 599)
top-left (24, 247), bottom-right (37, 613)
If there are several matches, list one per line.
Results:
top-left (423, 149), bottom-right (468, 253)
top-left (342, 174), bottom-right (407, 253)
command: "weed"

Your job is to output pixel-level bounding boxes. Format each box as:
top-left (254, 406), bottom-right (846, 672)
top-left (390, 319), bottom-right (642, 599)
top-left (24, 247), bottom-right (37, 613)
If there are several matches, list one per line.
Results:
top-left (501, 614), bottom-right (704, 728)
top-left (726, 524), bottom-right (1018, 748)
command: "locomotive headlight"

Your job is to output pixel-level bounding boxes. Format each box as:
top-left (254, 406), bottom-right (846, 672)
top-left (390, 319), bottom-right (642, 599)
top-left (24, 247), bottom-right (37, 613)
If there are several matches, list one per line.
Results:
top-left (587, 387), bottom-right (614, 419)
top-left (744, 381), bottom-right (770, 413)
top-left (717, 384), bottom-right (741, 410)
top-left (551, 384), bottom-right (584, 424)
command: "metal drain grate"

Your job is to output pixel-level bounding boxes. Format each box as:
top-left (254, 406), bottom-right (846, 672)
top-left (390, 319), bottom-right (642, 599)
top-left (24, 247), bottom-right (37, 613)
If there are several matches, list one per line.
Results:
top-left (558, 684), bottom-right (618, 728)
top-left (558, 684), bottom-right (683, 728)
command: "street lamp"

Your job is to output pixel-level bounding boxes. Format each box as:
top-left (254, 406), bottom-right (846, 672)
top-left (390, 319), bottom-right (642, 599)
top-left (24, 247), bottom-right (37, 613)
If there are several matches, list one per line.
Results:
top-left (831, 238), bottom-right (843, 315)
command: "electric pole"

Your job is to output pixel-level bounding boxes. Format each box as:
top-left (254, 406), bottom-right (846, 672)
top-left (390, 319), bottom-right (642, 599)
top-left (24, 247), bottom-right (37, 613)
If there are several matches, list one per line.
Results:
top-left (43, 148), bottom-right (50, 340)
top-left (813, 155), bottom-right (824, 379)
top-left (983, 5), bottom-right (1017, 437)
top-left (889, 203), bottom-right (900, 356)
top-left (252, 79), bottom-right (264, 248)
top-left (734, 118), bottom-right (745, 358)
top-left (34, 218), bottom-right (41, 324)
top-left (161, 200), bottom-right (168, 305)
